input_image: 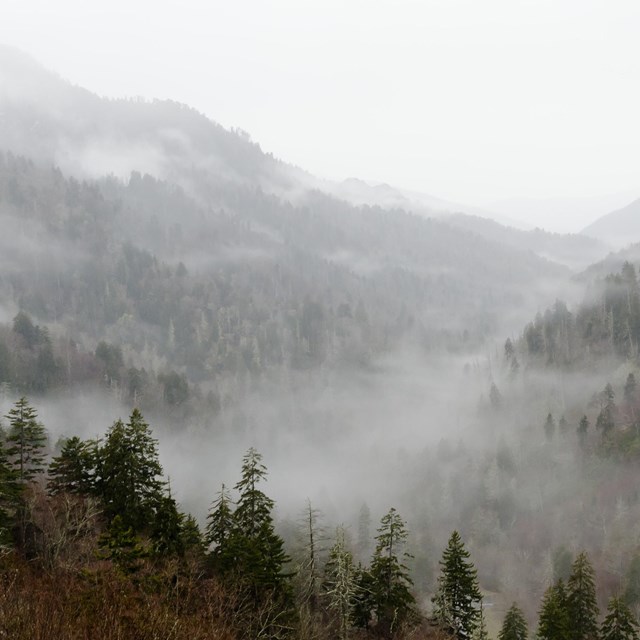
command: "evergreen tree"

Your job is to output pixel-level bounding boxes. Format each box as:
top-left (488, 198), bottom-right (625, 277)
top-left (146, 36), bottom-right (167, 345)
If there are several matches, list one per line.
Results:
top-left (6, 397), bottom-right (47, 483)
top-left (150, 490), bottom-right (185, 558)
top-left (232, 448), bottom-right (290, 591)
top-left (432, 530), bottom-right (482, 639)
top-left (472, 599), bottom-right (489, 640)
top-left (499, 602), bottom-right (528, 640)
top-left (99, 514), bottom-right (146, 573)
top-left (368, 508), bottom-right (417, 636)
top-left (47, 436), bottom-right (95, 496)
top-left (601, 597), bottom-right (639, 640)
top-left (566, 551), bottom-right (599, 640)
top-left (205, 483), bottom-right (235, 573)
top-left (0, 435), bottom-right (19, 545)
top-left (96, 409), bottom-right (164, 531)
top-left (537, 579), bottom-right (570, 640)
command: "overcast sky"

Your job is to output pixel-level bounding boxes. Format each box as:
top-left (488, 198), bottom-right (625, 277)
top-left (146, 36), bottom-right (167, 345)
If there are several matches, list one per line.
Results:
top-left (2, 0), bottom-right (640, 231)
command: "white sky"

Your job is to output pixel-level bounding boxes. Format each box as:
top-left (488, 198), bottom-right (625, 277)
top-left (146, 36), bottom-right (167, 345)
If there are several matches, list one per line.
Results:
top-left (2, 0), bottom-right (640, 230)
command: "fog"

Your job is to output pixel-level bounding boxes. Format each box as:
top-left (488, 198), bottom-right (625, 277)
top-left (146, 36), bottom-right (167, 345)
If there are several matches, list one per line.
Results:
top-left (0, 31), bottom-right (639, 633)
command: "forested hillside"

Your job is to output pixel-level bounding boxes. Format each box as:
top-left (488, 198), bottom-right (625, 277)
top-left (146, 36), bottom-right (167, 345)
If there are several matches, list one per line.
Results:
top-left (1, 46), bottom-right (640, 640)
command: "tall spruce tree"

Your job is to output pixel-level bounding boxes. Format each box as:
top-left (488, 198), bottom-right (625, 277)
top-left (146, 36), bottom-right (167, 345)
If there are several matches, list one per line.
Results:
top-left (6, 397), bottom-right (47, 483)
top-left (368, 507), bottom-right (417, 636)
top-left (47, 436), bottom-right (95, 496)
top-left (205, 483), bottom-right (235, 573)
top-left (499, 603), bottom-right (528, 640)
top-left (96, 409), bottom-right (164, 531)
top-left (232, 448), bottom-right (290, 591)
top-left (432, 530), bottom-right (482, 639)
top-left (538, 579), bottom-right (571, 640)
top-left (601, 597), bottom-right (639, 640)
top-left (567, 551), bottom-right (599, 640)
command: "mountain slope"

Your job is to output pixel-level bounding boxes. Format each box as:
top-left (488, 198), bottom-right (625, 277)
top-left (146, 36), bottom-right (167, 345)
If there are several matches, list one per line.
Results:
top-left (582, 198), bottom-right (640, 248)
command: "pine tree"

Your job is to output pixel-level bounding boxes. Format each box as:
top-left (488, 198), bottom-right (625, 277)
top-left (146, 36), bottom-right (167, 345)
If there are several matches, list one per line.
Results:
top-left (597, 383), bottom-right (617, 436)
top-left (499, 602), bottom-right (528, 640)
top-left (537, 579), bottom-right (570, 640)
top-left (99, 514), bottom-right (145, 574)
top-left (232, 448), bottom-right (290, 591)
top-left (601, 597), bottom-right (639, 640)
top-left (150, 490), bottom-right (185, 558)
top-left (47, 436), bottom-right (95, 496)
top-left (0, 435), bottom-right (19, 546)
top-left (368, 508), bottom-right (417, 636)
top-left (205, 483), bottom-right (235, 573)
top-left (567, 551), bottom-right (599, 640)
top-left (432, 530), bottom-right (482, 639)
top-left (96, 409), bottom-right (164, 531)
top-left (6, 397), bottom-right (47, 483)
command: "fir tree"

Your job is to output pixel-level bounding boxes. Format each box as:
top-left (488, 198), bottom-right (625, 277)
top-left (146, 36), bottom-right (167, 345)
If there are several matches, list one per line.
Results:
top-left (432, 530), bottom-right (482, 639)
top-left (232, 448), bottom-right (290, 591)
top-left (368, 508), bottom-right (417, 636)
top-left (499, 602), bottom-right (528, 640)
top-left (47, 436), bottom-right (95, 496)
top-left (601, 597), bottom-right (639, 640)
top-left (99, 514), bottom-right (145, 573)
top-left (0, 435), bottom-right (19, 545)
top-left (96, 409), bottom-right (164, 531)
top-left (205, 483), bottom-right (235, 573)
top-left (150, 490), bottom-right (185, 558)
top-left (538, 579), bottom-right (570, 640)
top-left (6, 397), bottom-right (47, 483)
top-left (566, 551), bottom-right (599, 640)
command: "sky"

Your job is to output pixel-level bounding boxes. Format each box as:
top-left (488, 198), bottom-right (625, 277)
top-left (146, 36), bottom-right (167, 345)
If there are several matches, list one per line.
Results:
top-left (2, 0), bottom-right (640, 232)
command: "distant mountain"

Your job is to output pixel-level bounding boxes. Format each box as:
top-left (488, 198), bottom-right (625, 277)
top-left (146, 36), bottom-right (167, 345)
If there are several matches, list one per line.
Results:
top-left (581, 198), bottom-right (640, 248)
top-left (443, 213), bottom-right (608, 271)
top-left (577, 242), bottom-right (640, 283)
top-left (488, 192), bottom-right (640, 234)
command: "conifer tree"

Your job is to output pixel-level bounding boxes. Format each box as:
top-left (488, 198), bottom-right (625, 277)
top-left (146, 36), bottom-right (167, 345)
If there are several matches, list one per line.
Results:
top-left (432, 530), bottom-right (482, 639)
top-left (232, 448), bottom-right (290, 591)
top-left (96, 409), bottom-right (164, 531)
top-left (537, 579), bottom-right (570, 640)
top-left (601, 597), bottom-right (639, 640)
top-left (150, 490), bottom-right (185, 558)
top-left (597, 383), bottom-right (617, 436)
top-left (6, 397), bottom-right (47, 483)
top-left (567, 551), bottom-right (599, 640)
top-left (368, 507), bottom-right (417, 636)
top-left (205, 483), bottom-right (235, 572)
top-left (499, 602), bottom-right (528, 640)
top-left (0, 435), bottom-right (19, 545)
top-left (47, 436), bottom-right (95, 496)
top-left (99, 514), bottom-right (145, 573)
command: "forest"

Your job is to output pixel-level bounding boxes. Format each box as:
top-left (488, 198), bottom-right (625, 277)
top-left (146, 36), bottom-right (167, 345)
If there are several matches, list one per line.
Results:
top-left (1, 46), bottom-right (640, 640)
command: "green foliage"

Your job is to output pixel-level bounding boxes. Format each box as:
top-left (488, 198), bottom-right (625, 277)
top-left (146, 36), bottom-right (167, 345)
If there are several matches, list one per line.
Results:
top-left (366, 508), bottom-right (417, 635)
top-left (537, 579), bottom-right (571, 640)
top-left (99, 514), bottom-right (146, 573)
top-left (150, 491), bottom-right (185, 558)
top-left (6, 397), bottom-right (47, 483)
top-left (96, 409), bottom-right (164, 531)
top-left (499, 602), bottom-right (528, 640)
top-left (432, 530), bottom-right (482, 639)
top-left (566, 551), bottom-right (599, 640)
top-left (601, 597), bottom-right (639, 640)
top-left (47, 436), bottom-right (95, 496)
top-left (205, 483), bottom-right (235, 572)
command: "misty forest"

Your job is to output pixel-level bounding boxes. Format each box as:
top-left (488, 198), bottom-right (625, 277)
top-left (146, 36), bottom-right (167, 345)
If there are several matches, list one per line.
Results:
top-left (2, 44), bottom-right (640, 640)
